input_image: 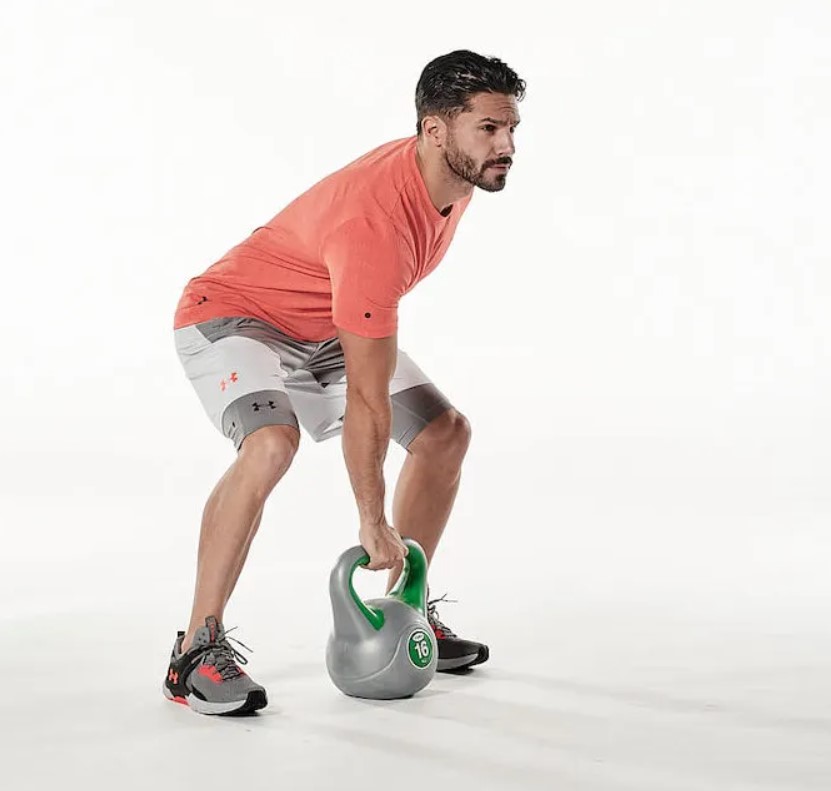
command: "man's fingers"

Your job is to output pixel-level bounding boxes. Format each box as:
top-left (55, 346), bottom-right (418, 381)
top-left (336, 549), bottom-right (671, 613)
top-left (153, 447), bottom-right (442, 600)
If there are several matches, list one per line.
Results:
top-left (366, 554), bottom-right (392, 570)
top-left (362, 531), bottom-right (409, 571)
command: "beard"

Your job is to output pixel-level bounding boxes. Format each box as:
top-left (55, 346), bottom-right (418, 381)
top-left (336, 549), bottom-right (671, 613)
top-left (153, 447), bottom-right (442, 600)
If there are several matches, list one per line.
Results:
top-left (443, 136), bottom-right (509, 193)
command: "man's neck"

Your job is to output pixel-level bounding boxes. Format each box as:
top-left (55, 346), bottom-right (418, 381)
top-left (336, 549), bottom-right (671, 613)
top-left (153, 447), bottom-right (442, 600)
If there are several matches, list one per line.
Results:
top-left (415, 138), bottom-right (473, 216)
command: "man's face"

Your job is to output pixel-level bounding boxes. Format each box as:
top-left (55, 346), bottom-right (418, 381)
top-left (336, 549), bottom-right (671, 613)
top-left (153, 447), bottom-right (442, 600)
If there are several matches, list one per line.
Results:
top-left (443, 92), bottom-right (520, 192)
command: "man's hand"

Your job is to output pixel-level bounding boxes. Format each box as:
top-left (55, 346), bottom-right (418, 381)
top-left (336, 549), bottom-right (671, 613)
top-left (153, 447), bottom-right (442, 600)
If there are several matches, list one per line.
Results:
top-left (359, 518), bottom-right (409, 570)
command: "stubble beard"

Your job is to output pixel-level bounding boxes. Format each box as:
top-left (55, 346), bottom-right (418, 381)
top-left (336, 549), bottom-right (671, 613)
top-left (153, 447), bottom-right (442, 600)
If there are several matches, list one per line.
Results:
top-left (443, 136), bottom-right (507, 193)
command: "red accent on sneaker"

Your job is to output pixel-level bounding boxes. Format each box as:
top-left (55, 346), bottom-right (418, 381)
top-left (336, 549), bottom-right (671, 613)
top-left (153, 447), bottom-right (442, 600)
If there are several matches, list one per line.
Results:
top-left (433, 628), bottom-right (446, 639)
top-left (198, 665), bottom-right (224, 684)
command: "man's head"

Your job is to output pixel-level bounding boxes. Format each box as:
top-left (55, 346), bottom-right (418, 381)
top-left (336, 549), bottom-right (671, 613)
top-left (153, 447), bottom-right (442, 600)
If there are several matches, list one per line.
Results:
top-left (415, 50), bottom-right (526, 193)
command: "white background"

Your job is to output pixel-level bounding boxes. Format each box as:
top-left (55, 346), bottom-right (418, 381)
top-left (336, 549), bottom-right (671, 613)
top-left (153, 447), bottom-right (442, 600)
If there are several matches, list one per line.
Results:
top-left (1, 2), bottom-right (829, 789)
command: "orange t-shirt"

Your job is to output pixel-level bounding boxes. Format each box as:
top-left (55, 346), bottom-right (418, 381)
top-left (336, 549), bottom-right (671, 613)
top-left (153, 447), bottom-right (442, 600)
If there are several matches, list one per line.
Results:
top-left (173, 136), bottom-right (473, 341)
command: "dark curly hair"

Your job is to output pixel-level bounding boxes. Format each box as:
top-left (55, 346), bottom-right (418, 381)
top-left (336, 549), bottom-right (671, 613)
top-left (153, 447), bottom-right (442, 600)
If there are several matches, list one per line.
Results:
top-left (415, 50), bottom-right (526, 136)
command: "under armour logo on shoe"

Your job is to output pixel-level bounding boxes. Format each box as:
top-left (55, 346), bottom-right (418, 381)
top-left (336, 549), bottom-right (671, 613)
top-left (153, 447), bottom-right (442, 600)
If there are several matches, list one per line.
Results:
top-left (168, 669), bottom-right (179, 684)
top-left (252, 401), bottom-right (277, 411)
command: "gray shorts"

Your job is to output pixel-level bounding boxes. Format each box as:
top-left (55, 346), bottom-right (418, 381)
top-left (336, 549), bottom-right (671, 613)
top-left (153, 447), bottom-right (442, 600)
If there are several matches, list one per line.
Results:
top-left (174, 317), bottom-right (453, 450)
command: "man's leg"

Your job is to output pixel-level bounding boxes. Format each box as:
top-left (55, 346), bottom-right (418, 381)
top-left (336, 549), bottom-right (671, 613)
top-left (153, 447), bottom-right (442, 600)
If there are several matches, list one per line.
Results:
top-left (386, 408), bottom-right (471, 591)
top-left (181, 424), bottom-right (299, 652)
top-left (222, 504), bottom-right (263, 606)
top-left (385, 398), bottom-right (488, 671)
top-left (168, 318), bottom-right (315, 713)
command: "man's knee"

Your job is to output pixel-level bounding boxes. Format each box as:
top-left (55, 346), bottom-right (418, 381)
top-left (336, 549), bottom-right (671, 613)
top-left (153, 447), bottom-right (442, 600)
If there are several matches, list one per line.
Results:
top-left (237, 424), bottom-right (300, 487)
top-left (410, 408), bottom-right (472, 462)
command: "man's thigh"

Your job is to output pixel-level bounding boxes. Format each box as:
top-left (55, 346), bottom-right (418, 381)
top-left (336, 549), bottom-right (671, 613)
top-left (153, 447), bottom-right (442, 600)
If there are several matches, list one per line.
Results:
top-left (287, 341), bottom-right (453, 448)
top-left (174, 317), bottom-right (315, 450)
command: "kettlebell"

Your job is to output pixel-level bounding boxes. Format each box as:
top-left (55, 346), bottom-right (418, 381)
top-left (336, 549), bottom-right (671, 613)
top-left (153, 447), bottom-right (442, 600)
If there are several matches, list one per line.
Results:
top-left (325, 538), bottom-right (438, 699)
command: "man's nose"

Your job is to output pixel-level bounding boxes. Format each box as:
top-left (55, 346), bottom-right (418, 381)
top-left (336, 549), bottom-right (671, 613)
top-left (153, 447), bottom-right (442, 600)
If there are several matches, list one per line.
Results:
top-left (495, 129), bottom-right (515, 158)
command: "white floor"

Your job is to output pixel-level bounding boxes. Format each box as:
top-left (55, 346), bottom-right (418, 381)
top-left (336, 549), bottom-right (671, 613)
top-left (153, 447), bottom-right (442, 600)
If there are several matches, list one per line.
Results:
top-left (5, 599), bottom-right (829, 790)
top-left (3, 434), bottom-right (829, 790)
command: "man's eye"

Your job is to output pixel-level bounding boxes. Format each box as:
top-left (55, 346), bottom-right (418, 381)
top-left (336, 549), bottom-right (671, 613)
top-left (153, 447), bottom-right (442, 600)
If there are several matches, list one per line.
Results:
top-left (482, 125), bottom-right (495, 132)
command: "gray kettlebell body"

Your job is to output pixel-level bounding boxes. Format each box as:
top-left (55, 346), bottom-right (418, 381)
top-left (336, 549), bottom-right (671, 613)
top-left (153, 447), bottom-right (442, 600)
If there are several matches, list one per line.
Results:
top-left (326, 539), bottom-right (438, 700)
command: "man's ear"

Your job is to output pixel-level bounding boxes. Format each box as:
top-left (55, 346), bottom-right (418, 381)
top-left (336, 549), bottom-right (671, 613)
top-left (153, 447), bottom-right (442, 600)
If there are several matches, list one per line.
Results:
top-left (421, 115), bottom-right (449, 148)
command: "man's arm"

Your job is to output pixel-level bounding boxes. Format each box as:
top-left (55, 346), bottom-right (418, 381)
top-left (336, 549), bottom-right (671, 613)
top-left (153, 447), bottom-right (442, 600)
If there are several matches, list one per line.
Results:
top-left (338, 328), bottom-right (408, 570)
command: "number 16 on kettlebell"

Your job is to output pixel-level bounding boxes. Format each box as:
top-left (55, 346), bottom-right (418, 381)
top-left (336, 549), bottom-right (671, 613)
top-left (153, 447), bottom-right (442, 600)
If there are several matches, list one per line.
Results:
top-left (325, 538), bottom-right (438, 699)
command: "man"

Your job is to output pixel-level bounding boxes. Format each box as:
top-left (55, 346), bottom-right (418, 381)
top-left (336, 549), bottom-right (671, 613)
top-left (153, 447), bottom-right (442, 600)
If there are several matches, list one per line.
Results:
top-left (164, 49), bottom-right (525, 715)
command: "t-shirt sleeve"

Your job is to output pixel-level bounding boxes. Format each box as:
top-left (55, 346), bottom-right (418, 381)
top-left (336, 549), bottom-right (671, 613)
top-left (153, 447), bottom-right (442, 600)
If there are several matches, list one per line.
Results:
top-left (321, 216), bottom-right (412, 339)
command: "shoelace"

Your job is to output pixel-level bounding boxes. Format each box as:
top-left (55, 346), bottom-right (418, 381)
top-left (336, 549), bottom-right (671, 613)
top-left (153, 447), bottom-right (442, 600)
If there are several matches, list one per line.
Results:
top-left (427, 593), bottom-right (458, 638)
top-left (204, 627), bottom-right (253, 681)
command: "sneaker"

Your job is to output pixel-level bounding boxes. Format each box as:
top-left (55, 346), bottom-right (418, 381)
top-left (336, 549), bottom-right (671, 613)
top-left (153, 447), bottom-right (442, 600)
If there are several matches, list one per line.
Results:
top-left (162, 616), bottom-right (268, 715)
top-left (427, 593), bottom-right (489, 672)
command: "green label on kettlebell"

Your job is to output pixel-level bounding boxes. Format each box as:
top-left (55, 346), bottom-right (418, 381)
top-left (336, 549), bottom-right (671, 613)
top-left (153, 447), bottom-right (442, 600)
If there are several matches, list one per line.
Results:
top-left (407, 630), bottom-right (433, 669)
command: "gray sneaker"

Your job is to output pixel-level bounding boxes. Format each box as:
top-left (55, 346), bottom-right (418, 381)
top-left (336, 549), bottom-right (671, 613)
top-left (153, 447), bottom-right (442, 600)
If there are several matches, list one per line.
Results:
top-left (162, 616), bottom-right (268, 715)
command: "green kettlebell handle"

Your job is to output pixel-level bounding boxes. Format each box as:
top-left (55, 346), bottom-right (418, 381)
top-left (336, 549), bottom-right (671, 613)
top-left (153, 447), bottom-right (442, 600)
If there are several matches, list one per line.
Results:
top-left (349, 538), bottom-right (430, 630)
top-left (387, 539), bottom-right (430, 616)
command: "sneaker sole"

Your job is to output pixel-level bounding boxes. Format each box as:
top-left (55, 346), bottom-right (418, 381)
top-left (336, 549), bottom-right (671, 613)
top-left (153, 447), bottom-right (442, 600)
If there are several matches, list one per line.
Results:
top-left (437, 645), bottom-right (489, 673)
top-left (162, 684), bottom-right (268, 716)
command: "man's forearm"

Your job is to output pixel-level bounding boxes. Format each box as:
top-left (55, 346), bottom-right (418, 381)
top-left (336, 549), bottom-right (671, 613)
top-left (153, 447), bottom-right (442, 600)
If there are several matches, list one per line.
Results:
top-left (342, 392), bottom-right (392, 525)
